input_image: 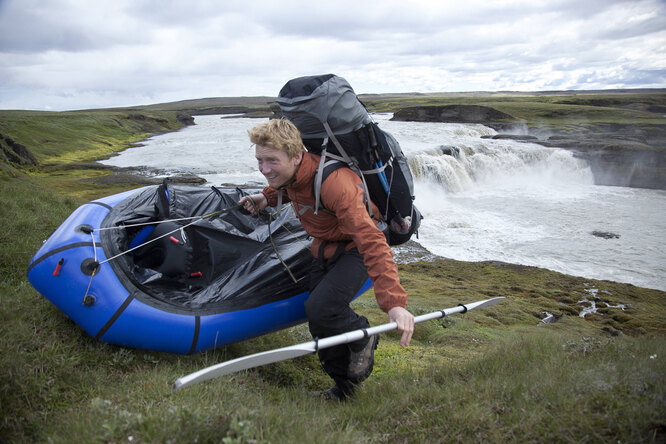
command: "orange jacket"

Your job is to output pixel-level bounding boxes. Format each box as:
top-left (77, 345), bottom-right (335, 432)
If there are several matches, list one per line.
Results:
top-left (262, 152), bottom-right (407, 312)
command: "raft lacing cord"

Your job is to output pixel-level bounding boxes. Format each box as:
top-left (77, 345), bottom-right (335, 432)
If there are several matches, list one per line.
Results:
top-left (94, 212), bottom-right (223, 232)
top-left (96, 210), bottom-right (226, 266)
top-left (80, 210), bottom-right (226, 304)
top-left (244, 195), bottom-right (309, 249)
top-left (244, 195), bottom-right (306, 284)
top-left (82, 231), bottom-right (99, 304)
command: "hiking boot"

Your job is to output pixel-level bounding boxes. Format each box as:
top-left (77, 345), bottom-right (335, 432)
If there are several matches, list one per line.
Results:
top-left (347, 334), bottom-right (378, 381)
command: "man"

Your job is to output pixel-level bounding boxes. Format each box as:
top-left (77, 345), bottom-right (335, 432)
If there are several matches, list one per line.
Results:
top-left (240, 118), bottom-right (414, 401)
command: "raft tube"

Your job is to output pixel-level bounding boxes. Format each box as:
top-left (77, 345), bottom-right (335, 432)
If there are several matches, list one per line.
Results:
top-left (27, 184), bottom-right (372, 354)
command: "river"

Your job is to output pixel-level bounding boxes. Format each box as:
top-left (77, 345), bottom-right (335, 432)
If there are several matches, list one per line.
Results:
top-left (101, 114), bottom-right (666, 292)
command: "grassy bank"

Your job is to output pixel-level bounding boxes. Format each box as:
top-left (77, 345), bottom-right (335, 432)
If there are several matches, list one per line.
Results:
top-left (0, 109), bottom-right (186, 197)
top-left (1, 104), bottom-right (664, 442)
top-left (362, 91), bottom-right (666, 132)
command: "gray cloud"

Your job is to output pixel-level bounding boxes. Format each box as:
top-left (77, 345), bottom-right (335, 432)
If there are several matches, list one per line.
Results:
top-left (0, 0), bottom-right (664, 110)
top-left (0, 4), bottom-right (98, 52)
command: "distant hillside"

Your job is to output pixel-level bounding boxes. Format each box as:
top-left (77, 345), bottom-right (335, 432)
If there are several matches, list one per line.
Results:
top-left (100, 88), bottom-right (666, 115)
top-left (101, 96), bottom-right (278, 118)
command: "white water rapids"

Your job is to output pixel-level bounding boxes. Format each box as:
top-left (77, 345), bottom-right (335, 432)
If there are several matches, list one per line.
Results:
top-left (101, 114), bottom-right (666, 292)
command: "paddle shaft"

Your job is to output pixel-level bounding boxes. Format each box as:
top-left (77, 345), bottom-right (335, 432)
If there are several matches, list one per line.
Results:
top-left (173, 297), bottom-right (504, 391)
top-left (312, 301), bottom-right (472, 350)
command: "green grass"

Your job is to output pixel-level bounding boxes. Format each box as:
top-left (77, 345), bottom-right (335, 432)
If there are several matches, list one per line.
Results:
top-left (1, 98), bottom-right (665, 442)
top-left (2, 175), bottom-right (664, 443)
top-left (0, 109), bottom-right (186, 197)
top-left (33, 332), bottom-right (662, 443)
top-left (0, 109), bottom-right (184, 167)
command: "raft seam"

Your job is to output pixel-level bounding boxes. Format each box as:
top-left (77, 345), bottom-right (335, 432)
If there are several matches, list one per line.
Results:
top-left (94, 293), bottom-right (135, 340)
top-left (86, 201), bottom-right (113, 211)
top-left (188, 316), bottom-right (200, 354)
top-left (26, 242), bottom-right (97, 274)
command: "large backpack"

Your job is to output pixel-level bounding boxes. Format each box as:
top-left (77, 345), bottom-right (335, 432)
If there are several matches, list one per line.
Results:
top-left (277, 74), bottom-right (421, 246)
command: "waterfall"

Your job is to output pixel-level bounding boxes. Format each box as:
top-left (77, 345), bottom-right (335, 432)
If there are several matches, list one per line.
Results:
top-left (408, 141), bottom-right (594, 194)
top-left (372, 113), bottom-right (594, 194)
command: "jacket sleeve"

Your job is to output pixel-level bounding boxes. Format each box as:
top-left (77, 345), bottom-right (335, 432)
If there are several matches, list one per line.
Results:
top-left (261, 186), bottom-right (290, 207)
top-left (322, 169), bottom-right (407, 312)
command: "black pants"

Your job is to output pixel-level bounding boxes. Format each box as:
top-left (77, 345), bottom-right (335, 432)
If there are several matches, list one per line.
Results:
top-left (305, 247), bottom-right (371, 388)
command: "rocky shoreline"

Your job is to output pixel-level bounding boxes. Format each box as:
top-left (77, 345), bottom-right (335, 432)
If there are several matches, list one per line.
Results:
top-left (392, 104), bottom-right (666, 190)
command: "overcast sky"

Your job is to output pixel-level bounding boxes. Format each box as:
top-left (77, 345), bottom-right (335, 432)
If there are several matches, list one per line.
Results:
top-left (1, 0), bottom-right (664, 111)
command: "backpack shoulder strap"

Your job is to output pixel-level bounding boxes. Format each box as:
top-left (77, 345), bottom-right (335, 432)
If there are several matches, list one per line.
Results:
top-left (299, 158), bottom-right (345, 217)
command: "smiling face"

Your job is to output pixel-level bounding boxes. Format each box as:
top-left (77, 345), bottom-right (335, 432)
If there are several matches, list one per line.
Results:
top-left (255, 144), bottom-right (303, 188)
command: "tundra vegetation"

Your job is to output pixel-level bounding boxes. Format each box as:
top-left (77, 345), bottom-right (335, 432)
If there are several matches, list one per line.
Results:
top-left (1, 92), bottom-right (664, 442)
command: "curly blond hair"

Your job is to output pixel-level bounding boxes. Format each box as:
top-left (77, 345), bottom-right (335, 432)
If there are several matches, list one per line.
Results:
top-left (248, 118), bottom-right (304, 159)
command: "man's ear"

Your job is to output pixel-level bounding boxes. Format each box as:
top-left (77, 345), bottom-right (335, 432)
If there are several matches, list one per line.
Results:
top-left (293, 150), bottom-right (304, 165)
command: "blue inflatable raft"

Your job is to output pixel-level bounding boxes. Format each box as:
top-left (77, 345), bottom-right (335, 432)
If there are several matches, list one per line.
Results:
top-left (27, 183), bottom-right (372, 354)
